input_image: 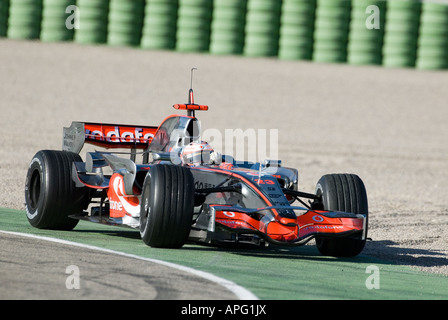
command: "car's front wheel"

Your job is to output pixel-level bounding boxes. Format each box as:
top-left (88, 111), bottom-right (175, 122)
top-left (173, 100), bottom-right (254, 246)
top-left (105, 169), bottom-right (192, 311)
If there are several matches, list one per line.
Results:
top-left (314, 173), bottom-right (368, 257)
top-left (139, 164), bottom-right (195, 248)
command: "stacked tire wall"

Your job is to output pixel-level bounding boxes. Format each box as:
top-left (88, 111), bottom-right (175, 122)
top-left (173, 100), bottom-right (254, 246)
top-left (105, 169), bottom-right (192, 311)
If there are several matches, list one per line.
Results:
top-left (107, 0), bottom-right (144, 47)
top-left (416, 1), bottom-right (448, 69)
top-left (210, 0), bottom-right (246, 55)
top-left (313, 0), bottom-right (351, 63)
top-left (382, 0), bottom-right (421, 67)
top-left (0, 0), bottom-right (9, 37)
top-left (243, 0), bottom-right (281, 57)
top-left (176, 0), bottom-right (213, 52)
top-left (348, 0), bottom-right (386, 65)
top-left (74, 0), bottom-right (109, 44)
top-left (41, 0), bottom-right (76, 42)
top-left (278, 0), bottom-right (315, 61)
top-left (141, 0), bottom-right (178, 50)
top-left (7, 0), bottom-right (42, 40)
top-left (0, 0), bottom-right (447, 70)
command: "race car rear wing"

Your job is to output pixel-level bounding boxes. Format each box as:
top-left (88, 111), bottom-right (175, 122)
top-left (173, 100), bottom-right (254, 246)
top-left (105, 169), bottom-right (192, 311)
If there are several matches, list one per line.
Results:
top-left (62, 121), bottom-right (158, 154)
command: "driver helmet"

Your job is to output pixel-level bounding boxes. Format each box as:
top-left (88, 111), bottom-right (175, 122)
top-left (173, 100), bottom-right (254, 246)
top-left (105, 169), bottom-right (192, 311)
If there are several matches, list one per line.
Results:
top-left (181, 141), bottom-right (214, 165)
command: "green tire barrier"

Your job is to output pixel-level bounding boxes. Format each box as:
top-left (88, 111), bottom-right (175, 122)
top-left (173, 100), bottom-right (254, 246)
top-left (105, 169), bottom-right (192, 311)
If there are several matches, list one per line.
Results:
top-left (74, 0), bottom-right (109, 44)
top-left (7, 0), bottom-right (42, 39)
top-left (313, 0), bottom-right (351, 63)
top-left (0, 0), bottom-right (9, 37)
top-left (175, 0), bottom-right (212, 52)
top-left (107, 0), bottom-right (144, 47)
top-left (2, 0), bottom-right (448, 71)
top-left (382, 0), bottom-right (421, 68)
top-left (243, 0), bottom-right (281, 57)
top-left (347, 0), bottom-right (386, 66)
top-left (278, 0), bottom-right (316, 61)
top-left (209, 0), bottom-right (246, 55)
top-left (141, 0), bottom-right (178, 50)
top-left (416, 1), bottom-right (448, 70)
top-left (40, 0), bottom-right (76, 42)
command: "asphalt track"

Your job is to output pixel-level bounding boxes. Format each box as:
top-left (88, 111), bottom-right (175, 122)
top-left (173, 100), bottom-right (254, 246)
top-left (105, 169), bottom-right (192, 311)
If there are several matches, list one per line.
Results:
top-left (1, 39), bottom-right (448, 300)
top-left (0, 230), bottom-right (241, 300)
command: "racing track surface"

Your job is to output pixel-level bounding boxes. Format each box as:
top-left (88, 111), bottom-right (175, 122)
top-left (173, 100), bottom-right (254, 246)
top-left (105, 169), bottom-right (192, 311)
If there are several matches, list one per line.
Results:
top-left (0, 39), bottom-right (447, 299)
top-left (0, 231), bottom-right (238, 300)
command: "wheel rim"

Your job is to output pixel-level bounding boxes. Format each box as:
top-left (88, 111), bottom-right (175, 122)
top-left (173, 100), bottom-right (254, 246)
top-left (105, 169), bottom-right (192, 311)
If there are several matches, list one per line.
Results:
top-left (139, 176), bottom-right (151, 236)
top-left (140, 198), bottom-right (150, 233)
top-left (28, 168), bottom-right (41, 210)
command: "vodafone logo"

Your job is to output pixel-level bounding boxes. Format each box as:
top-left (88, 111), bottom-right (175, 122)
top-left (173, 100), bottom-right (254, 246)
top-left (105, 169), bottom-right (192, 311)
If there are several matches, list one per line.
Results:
top-left (109, 198), bottom-right (123, 211)
top-left (312, 215), bottom-right (324, 222)
top-left (108, 174), bottom-right (140, 217)
top-left (85, 125), bottom-right (154, 143)
top-left (223, 211), bottom-right (236, 218)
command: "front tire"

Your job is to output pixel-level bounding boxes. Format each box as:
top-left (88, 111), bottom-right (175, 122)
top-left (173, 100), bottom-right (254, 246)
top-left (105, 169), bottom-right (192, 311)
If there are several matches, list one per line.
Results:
top-left (314, 173), bottom-right (368, 257)
top-left (139, 164), bottom-right (195, 248)
top-left (25, 150), bottom-right (88, 230)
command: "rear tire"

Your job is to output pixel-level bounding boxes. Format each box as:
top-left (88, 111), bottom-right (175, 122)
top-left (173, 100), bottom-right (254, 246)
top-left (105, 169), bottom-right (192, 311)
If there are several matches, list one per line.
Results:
top-left (25, 150), bottom-right (88, 230)
top-left (139, 164), bottom-right (195, 248)
top-left (314, 174), bottom-right (368, 257)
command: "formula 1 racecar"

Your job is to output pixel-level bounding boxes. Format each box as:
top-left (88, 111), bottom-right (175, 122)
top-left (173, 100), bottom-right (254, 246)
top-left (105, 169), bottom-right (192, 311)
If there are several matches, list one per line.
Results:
top-left (25, 79), bottom-right (368, 257)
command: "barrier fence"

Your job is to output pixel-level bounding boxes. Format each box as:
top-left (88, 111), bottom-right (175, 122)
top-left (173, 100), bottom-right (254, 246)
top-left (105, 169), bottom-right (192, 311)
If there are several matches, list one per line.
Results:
top-left (0, 0), bottom-right (447, 70)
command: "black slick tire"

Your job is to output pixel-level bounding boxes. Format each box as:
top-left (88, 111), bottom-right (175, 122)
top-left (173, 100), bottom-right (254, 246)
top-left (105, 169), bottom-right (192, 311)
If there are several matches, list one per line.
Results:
top-left (25, 150), bottom-right (88, 230)
top-left (139, 164), bottom-right (195, 248)
top-left (314, 173), bottom-right (368, 257)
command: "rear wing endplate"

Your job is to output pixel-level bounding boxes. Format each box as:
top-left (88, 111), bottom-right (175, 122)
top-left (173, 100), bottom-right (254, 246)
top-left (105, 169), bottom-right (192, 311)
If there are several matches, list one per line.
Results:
top-left (63, 122), bottom-right (158, 154)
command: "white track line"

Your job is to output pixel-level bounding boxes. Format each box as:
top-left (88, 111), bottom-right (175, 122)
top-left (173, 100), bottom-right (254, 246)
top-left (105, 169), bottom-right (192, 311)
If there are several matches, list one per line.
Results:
top-left (0, 230), bottom-right (258, 300)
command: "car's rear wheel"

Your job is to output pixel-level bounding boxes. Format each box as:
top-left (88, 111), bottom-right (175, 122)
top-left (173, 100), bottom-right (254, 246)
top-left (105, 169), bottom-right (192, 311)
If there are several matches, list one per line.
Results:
top-left (25, 150), bottom-right (88, 230)
top-left (139, 164), bottom-right (195, 248)
top-left (314, 173), bottom-right (368, 257)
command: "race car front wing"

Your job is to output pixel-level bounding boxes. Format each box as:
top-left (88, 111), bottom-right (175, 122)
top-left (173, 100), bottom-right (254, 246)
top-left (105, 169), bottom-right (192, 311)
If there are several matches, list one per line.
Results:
top-left (191, 205), bottom-right (366, 246)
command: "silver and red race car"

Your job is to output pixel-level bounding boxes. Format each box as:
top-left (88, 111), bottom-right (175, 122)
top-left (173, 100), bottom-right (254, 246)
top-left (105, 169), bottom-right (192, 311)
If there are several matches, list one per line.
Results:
top-left (25, 82), bottom-right (368, 257)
